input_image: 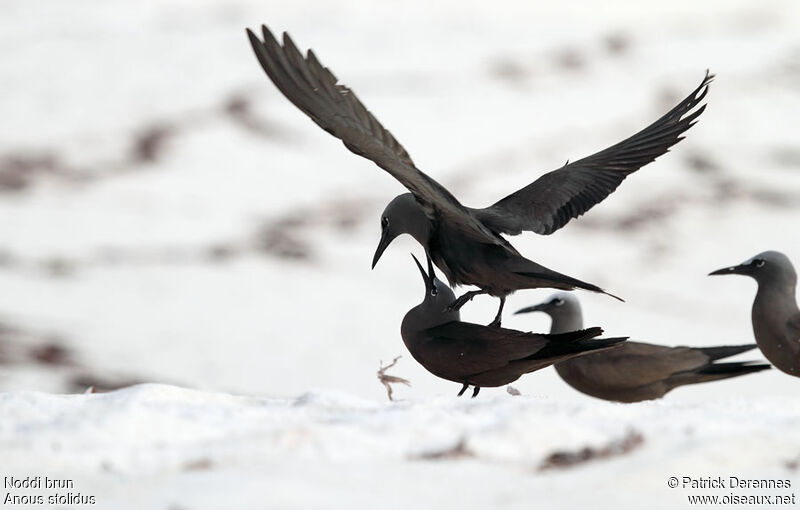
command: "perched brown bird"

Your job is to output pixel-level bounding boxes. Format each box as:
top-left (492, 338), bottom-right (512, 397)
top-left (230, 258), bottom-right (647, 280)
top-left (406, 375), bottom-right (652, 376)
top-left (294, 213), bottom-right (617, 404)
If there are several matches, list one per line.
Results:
top-left (401, 255), bottom-right (626, 397)
top-left (516, 293), bottom-right (771, 402)
top-left (710, 251), bottom-right (800, 377)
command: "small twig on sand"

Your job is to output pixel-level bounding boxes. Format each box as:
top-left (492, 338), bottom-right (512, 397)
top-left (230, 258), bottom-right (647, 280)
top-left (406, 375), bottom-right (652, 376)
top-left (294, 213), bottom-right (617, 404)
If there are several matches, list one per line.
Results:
top-left (377, 355), bottom-right (411, 401)
top-left (506, 385), bottom-right (521, 396)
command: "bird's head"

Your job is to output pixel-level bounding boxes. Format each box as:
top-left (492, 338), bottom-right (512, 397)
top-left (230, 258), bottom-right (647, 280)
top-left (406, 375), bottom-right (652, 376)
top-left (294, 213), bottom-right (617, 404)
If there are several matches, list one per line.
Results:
top-left (515, 291), bottom-right (581, 322)
top-left (411, 253), bottom-right (456, 310)
top-left (400, 253), bottom-right (459, 338)
top-left (372, 193), bottom-right (430, 269)
top-left (709, 250), bottom-right (797, 287)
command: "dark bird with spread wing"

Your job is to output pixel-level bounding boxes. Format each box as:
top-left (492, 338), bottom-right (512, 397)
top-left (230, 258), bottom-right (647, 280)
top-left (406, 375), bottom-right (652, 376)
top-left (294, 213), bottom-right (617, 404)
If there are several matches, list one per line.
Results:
top-left (246, 26), bottom-right (712, 325)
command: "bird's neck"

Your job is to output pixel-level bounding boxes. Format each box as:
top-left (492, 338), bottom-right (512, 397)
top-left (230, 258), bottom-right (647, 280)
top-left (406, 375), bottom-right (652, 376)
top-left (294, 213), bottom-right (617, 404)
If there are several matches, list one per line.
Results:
top-left (753, 280), bottom-right (798, 331)
top-left (549, 309), bottom-right (584, 334)
top-left (754, 280), bottom-right (798, 316)
top-left (407, 218), bottom-right (432, 247)
top-left (401, 301), bottom-right (458, 338)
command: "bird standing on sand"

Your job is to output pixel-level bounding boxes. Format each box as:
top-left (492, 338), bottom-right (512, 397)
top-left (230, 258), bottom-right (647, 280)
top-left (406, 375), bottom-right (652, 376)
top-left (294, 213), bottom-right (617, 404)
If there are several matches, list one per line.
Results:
top-left (247, 26), bottom-right (712, 325)
top-left (401, 255), bottom-right (627, 397)
top-left (516, 293), bottom-right (770, 402)
top-left (710, 250), bottom-right (800, 377)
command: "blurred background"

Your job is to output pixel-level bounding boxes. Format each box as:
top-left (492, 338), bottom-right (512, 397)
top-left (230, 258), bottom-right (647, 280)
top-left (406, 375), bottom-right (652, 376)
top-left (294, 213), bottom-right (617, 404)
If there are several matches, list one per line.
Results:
top-left (1, 0), bottom-right (799, 402)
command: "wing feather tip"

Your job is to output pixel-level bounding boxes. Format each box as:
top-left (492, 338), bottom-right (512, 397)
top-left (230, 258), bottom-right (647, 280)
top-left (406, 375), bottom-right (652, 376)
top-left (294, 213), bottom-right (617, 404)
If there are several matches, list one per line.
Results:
top-left (282, 31), bottom-right (296, 49)
top-left (245, 28), bottom-right (263, 50)
top-left (261, 25), bottom-right (279, 45)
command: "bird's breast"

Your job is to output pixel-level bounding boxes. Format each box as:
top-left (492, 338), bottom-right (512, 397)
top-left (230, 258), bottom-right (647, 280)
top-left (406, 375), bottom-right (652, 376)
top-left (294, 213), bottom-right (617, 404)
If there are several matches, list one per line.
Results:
top-left (430, 230), bottom-right (511, 294)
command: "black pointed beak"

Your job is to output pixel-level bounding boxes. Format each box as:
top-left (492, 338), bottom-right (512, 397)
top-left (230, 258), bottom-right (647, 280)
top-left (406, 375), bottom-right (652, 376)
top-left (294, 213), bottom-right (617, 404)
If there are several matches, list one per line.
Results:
top-left (709, 264), bottom-right (747, 276)
top-left (425, 253), bottom-right (435, 282)
top-left (411, 253), bottom-right (433, 291)
top-left (372, 228), bottom-right (392, 270)
top-left (514, 303), bottom-right (547, 315)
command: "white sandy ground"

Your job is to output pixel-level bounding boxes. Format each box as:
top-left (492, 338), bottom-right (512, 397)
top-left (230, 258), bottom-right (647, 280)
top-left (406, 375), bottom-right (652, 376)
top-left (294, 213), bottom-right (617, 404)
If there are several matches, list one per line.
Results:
top-left (1, 384), bottom-right (799, 510)
top-left (2, 0), bottom-right (800, 507)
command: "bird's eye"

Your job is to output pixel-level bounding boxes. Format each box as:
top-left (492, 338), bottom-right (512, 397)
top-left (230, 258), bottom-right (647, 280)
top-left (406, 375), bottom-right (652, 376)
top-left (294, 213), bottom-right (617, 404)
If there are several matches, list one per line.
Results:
top-left (753, 258), bottom-right (765, 268)
top-left (553, 298), bottom-right (565, 307)
top-left (430, 285), bottom-right (438, 297)
top-left (381, 217), bottom-right (389, 229)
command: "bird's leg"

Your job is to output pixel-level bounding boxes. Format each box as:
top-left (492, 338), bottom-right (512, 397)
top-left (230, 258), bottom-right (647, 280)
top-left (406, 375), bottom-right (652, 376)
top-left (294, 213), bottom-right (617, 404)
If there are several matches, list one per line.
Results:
top-left (457, 383), bottom-right (469, 397)
top-left (471, 386), bottom-right (481, 398)
top-left (487, 297), bottom-right (506, 328)
top-left (446, 290), bottom-right (486, 313)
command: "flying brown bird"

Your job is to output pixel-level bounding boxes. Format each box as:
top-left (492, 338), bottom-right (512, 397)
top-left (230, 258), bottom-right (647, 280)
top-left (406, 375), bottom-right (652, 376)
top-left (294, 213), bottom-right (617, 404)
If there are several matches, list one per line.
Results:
top-left (247, 25), bottom-right (712, 325)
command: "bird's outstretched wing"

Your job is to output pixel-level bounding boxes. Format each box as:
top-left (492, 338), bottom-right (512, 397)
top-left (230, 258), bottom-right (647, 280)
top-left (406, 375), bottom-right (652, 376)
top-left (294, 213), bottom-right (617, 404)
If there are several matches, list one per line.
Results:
top-left (474, 71), bottom-right (714, 235)
top-left (247, 26), bottom-right (499, 244)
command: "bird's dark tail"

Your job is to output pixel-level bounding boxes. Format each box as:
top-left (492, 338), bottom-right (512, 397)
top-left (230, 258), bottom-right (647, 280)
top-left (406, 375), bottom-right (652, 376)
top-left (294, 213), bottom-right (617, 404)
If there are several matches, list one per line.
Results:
top-left (697, 344), bottom-right (758, 361)
top-left (543, 327), bottom-right (603, 343)
top-left (512, 264), bottom-right (624, 302)
top-left (531, 327), bottom-right (627, 360)
top-left (668, 361), bottom-right (771, 388)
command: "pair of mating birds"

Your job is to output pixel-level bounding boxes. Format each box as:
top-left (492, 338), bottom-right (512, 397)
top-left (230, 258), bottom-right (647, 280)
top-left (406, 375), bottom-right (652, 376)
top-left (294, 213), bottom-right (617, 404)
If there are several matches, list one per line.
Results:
top-left (247, 26), bottom-right (790, 400)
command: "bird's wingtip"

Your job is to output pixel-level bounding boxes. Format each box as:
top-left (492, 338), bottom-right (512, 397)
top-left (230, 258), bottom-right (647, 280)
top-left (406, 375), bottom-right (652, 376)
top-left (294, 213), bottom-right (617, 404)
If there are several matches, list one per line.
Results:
top-left (606, 336), bottom-right (629, 346)
top-left (245, 27), bottom-right (261, 42)
top-left (261, 25), bottom-right (278, 43)
top-left (698, 69), bottom-right (715, 91)
top-left (583, 326), bottom-right (604, 337)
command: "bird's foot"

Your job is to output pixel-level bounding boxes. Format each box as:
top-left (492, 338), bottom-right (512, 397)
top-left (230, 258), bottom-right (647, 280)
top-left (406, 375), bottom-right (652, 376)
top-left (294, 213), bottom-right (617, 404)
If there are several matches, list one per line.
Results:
top-left (457, 383), bottom-right (469, 397)
top-left (471, 386), bottom-right (480, 398)
top-left (446, 291), bottom-right (482, 313)
top-left (446, 294), bottom-right (473, 313)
